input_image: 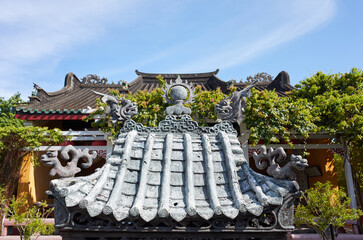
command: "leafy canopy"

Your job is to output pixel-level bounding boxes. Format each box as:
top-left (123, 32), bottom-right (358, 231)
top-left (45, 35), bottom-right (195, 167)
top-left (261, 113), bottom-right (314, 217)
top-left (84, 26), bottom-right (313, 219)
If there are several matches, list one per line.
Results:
top-left (85, 68), bottom-right (363, 159)
top-left (0, 94), bottom-right (65, 200)
top-left (0, 93), bottom-right (24, 127)
top-left (292, 68), bottom-right (363, 187)
top-left (85, 76), bottom-right (234, 138)
top-left (292, 67), bottom-right (363, 148)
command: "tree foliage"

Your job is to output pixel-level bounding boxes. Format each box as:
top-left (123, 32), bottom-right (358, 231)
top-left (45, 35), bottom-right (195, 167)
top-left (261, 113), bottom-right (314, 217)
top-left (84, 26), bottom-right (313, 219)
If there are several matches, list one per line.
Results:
top-left (295, 181), bottom-right (362, 239)
top-left (0, 93), bottom-right (24, 128)
top-left (86, 69), bottom-right (362, 150)
top-left (0, 94), bottom-right (65, 201)
top-left (85, 77), bottom-right (234, 138)
top-left (292, 68), bottom-right (363, 148)
top-left (0, 185), bottom-right (54, 240)
top-left (291, 68), bottom-right (363, 187)
top-left (243, 89), bottom-right (317, 146)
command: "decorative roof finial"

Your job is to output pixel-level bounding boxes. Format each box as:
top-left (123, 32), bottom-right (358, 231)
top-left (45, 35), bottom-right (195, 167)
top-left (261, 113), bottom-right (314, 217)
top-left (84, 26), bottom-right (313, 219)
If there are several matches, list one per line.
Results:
top-left (163, 76), bottom-right (195, 116)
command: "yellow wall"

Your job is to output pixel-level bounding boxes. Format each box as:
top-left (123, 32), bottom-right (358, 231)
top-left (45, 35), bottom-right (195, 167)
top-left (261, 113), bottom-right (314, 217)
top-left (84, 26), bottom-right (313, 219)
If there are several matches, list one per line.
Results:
top-left (306, 139), bottom-right (338, 188)
top-left (17, 139), bottom-right (339, 205)
top-left (17, 152), bottom-right (54, 205)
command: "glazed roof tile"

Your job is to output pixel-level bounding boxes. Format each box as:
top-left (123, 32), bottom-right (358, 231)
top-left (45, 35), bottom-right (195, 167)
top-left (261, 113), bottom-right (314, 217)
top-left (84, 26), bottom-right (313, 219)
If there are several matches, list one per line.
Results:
top-left (50, 115), bottom-right (298, 223)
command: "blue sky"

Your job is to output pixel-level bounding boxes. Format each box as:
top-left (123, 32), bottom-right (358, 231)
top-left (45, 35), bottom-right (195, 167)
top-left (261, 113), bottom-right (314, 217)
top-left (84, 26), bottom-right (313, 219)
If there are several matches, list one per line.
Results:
top-left (0, 0), bottom-right (362, 99)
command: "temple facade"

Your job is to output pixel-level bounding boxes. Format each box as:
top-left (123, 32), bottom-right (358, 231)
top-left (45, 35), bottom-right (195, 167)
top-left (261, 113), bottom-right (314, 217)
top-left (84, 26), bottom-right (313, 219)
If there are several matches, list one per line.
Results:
top-left (15, 69), bottom-right (342, 209)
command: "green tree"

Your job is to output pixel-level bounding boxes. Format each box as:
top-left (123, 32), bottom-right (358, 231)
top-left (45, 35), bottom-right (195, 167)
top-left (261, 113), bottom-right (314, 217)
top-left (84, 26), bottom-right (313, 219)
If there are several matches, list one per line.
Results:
top-left (243, 88), bottom-right (317, 147)
top-left (295, 181), bottom-right (362, 240)
top-left (85, 76), bottom-right (230, 138)
top-left (291, 68), bottom-right (363, 189)
top-left (0, 94), bottom-right (65, 206)
top-left (4, 189), bottom-right (54, 240)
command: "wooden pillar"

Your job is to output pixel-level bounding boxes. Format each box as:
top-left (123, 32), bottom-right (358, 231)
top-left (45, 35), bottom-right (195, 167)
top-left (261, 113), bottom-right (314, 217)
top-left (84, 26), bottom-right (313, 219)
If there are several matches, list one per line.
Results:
top-left (17, 153), bottom-right (37, 206)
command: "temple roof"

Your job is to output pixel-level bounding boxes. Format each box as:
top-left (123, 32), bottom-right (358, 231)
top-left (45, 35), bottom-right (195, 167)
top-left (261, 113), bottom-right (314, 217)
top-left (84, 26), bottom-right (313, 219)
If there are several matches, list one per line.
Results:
top-left (16, 73), bottom-right (128, 117)
top-left (16, 70), bottom-right (294, 118)
top-left (50, 115), bottom-right (298, 223)
top-left (128, 69), bottom-right (228, 93)
top-left (234, 71), bottom-right (295, 96)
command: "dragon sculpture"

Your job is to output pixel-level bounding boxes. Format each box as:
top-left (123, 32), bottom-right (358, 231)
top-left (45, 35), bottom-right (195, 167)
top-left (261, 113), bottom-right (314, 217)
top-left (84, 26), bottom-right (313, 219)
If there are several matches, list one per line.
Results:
top-left (215, 80), bottom-right (257, 124)
top-left (92, 91), bottom-right (138, 123)
top-left (41, 145), bottom-right (97, 178)
top-left (252, 146), bottom-right (309, 180)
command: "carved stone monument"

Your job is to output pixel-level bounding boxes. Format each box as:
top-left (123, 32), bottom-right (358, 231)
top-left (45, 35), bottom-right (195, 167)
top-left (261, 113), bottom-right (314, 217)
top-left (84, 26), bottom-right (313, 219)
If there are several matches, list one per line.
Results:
top-left (42, 77), bottom-right (307, 239)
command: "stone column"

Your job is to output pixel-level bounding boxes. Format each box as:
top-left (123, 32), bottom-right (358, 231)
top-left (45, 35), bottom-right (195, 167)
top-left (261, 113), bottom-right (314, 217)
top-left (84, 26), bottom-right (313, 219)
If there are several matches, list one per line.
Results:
top-left (344, 141), bottom-right (357, 209)
top-left (238, 123), bottom-right (250, 165)
top-left (106, 138), bottom-right (113, 159)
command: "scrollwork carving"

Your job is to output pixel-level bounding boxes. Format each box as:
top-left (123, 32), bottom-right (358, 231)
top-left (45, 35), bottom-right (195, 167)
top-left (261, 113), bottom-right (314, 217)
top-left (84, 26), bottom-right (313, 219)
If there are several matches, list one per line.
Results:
top-left (41, 145), bottom-right (97, 178)
top-left (120, 115), bottom-right (237, 134)
top-left (252, 146), bottom-right (308, 180)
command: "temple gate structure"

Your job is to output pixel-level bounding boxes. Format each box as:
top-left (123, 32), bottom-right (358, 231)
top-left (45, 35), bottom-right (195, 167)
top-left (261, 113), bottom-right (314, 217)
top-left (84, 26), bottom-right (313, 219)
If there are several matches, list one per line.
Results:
top-left (41, 78), bottom-right (309, 239)
top-left (14, 69), bottom-right (360, 235)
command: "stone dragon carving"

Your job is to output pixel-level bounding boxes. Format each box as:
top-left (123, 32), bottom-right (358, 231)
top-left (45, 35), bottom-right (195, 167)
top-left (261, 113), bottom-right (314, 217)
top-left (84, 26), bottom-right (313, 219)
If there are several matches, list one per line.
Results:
top-left (82, 74), bottom-right (108, 84)
top-left (92, 91), bottom-right (138, 123)
top-left (41, 145), bottom-right (97, 178)
top-left (252, 146), bottom-right (308, 180)
top-left (244, 72), bottom-right (273, 84)
top-left (215, 80), bottom-right (257, 124)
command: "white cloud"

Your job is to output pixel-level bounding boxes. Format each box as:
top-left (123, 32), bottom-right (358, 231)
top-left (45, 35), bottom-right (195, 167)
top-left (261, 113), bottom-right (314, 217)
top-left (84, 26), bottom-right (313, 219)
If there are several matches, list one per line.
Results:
top-left (0, 0), bottom-right (144, 98)
top-left (0, 0), bottom-right (337, 99)
top-left (173, 0), bottom-right (337, 72)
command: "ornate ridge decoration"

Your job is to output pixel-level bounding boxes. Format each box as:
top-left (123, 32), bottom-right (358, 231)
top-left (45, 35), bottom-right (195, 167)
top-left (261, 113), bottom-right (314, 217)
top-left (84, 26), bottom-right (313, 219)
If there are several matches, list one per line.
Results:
top-left (244, 72), bottom-right (273, 84)
top-left (215, 81), bottom-right (257, 124)
top-left (163, 76), bottom-right (195, 116)
top-left (252, 146), bottom-right (309, 180)
top-left (81, 74), bottom-right (128, 87)
top-left (120, 115), bottom-right (237, 134)
top-left (41, 145), bottom-right (97, 178)
top-left (41, 74), bottom-right (308, 239)
top-left (92, 91), bottom-right (138, 123)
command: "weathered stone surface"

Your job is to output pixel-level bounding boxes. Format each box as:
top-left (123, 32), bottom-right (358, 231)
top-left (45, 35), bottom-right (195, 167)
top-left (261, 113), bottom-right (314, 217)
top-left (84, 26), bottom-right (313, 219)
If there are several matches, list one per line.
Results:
top-left (45, 77), bottom-right (305, 238)
top-left (49, 116), bottom-right (299, 224)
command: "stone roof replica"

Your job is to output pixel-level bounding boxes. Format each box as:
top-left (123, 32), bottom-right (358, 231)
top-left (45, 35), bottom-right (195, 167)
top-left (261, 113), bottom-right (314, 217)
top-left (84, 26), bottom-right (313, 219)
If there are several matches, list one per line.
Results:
top-left (42, 77), bottom-right (306, 240)
top-left (16, 70), bottom-right (294, 120)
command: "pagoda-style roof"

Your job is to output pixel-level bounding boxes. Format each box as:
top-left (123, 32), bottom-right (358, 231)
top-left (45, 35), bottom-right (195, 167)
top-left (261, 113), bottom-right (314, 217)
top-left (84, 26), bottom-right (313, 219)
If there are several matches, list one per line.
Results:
top-left (128, 69), bottom-right (229, 93)
top-left (234, 71), bottom-right (295, 96)
top-left (43, 79), bottom-right (304, 238)
top-left (48, 116), bottom-right (299, 231)
top-left (16, 73), bottom-right (128, 120)
top-left (16, 70), bottom-right (295, 120)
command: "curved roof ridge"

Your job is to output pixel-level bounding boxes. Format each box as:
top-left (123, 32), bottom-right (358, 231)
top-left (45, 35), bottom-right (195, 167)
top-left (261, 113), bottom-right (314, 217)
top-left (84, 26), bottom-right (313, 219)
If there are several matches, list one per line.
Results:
top-left (135, 69), bottom-right (219, 78)
top-left (37, 72), bottom-right (80, 98)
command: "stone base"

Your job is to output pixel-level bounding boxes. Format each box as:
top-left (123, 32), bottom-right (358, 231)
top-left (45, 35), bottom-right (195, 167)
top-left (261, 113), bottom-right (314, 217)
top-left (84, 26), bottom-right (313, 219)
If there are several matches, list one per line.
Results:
top-left (60, 230), bottom-right (289, 240)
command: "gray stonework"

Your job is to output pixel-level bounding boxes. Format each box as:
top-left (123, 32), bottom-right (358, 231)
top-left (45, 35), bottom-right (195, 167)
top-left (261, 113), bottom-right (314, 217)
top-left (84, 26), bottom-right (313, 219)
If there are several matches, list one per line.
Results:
top-left (43, 78), bottom-right (307, 239)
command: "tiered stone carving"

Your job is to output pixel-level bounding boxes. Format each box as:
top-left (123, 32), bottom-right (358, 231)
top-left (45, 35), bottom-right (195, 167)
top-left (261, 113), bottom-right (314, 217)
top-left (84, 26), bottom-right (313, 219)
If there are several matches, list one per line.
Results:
top-left (41, 76), bottom-right (308, 239)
